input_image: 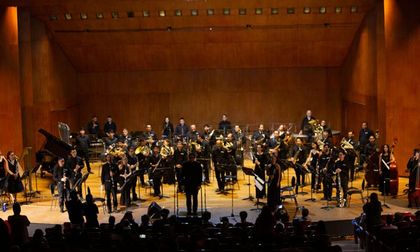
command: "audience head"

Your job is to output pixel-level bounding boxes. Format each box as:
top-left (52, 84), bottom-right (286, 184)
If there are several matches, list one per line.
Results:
top-left (141, 214), bottom-right (150, 225)
top-left (385, 215), bottom-right (393, 225)
top-left (109, 215), bottom-right (116, 226)
top-left (161, 209), bottom-right (170, 219)
top-left (12, 202), bottom-right (21, 215)
top-left (202, 211), bottom-right (211, 222)
top-left (85, 194), bottom-right (93, 204)
top-left (239, 211), bottom-right (248, 222)
top-left (369, 193), bottom-right (379, 203)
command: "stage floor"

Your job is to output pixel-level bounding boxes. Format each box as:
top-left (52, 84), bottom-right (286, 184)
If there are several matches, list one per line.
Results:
top-left (0, 159), bottom-right (416, 226)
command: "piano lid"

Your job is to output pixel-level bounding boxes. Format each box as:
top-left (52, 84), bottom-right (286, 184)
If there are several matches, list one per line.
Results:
top-left (38, 129), bottom-right (73, 159)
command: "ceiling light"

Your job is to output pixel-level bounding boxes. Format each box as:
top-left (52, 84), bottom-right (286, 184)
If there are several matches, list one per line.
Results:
top-left (351, 6), bottom-right (358, 13)
top-left (191, 9), bottom-right (198, 16)
top-left (64, 13), bottom-right (72, 20)
top-left (207, 9), bottom-right (214, 16)
top-left (335, 7), bottom-right (342, 13)
top-left (255, 8), bottom-right (263, 15)
top-left (96, 13), bottom-right (104, 19)
top-left (319, 7), bottom-right (326, 14)
top-left (175, 9), bottom-right (182, 16)
top-left (80, 13), bottom-right (88, 20)
top-left (271, 8), bottom-right (279, 15)
top-left (239, 8), bottom-right (247, 15)
top-left (287, 8), bottom-right (295, 14)
top-left (111, 11), bottom-right (119, 19)
top-left (142, 10), bottom-right (150, 17)
top-left (159, 10), bottom-right (166, 17)
top-left (303, 7), bottom-right (311, 14)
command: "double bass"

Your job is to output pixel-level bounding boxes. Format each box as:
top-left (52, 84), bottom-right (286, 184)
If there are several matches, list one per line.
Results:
top-left (388, 139), bottom-right (399, 196)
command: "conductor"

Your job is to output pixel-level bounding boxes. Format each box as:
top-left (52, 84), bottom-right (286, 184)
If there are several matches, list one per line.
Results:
top-left (182, 153), bottom-right (203, 216)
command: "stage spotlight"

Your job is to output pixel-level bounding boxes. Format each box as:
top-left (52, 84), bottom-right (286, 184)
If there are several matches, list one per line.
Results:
top-left (223, 8), bottom-right (230, 15)
top-left (287, 8), bottom-right (295, 14)
top-left (80, 13), bottom-right (88, 20)
top-left (335, 7), bottom-right (342, 13)
top-left (351, 6), bottom-right (358, 13)
top-left (255, 8), bottom-right (263, 15)
top-left (127, 11), bottom-right (135, 18)
top-left (159, 10), bottom-right (166, 17)
top-left (142, 10), bottom-right (150, 17)
top-left (239, 8), bottom-right (247, 15)
top-left (271, 8), bottom-right (279, 15)
top-left (111, 11), bottom-right (119, 19)
top-left (49, 15), bottom-right (57, 21)
top-left (319, 7), bottom-right (326, 14)
top-left (207, 9), bottom-right (214, 16)
top-left (191, 9), bottom-right (198, 16)
top-left (64, 13), bottom-right (72, 20)
top-left (303, 7), bottom-right (311, 14)
top-left (175, 9), bottom-right (182, 16)
top-left (96, 13), bottom-right (104, 19)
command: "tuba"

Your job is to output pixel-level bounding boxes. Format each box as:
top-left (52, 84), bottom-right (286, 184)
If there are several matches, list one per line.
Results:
top-left (340, 138), bottom-right (354, 149)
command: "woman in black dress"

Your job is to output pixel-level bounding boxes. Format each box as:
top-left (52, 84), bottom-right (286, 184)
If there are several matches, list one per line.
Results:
top-left (0, 149), bottom-right (9, 193)
top-left (6, 151), bottom-right (24, 203)
top-left (267, 155), bottom-right (281, 210)
top-left (379, 144), bottom-right (395, 195)
top-left (253, 144), bottom-right (269, 199)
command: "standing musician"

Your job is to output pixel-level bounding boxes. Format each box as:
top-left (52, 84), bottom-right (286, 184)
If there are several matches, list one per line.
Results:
top-left (224, 133), bottom-right (238, 180)
top-left (174, 118), bottom-right (189, 142)
top-left (173, 141), bottom-right (188, 192)
top-left (6, 151), bottom-right (24, 203)
top-left (0, 148), bottom-right (9, 195)
top-left (201, 124), bottom-right (215, 148)
top-left (182, 153), bottom-right (203, 215)
top-left (253, 144), bottom-right (269, 199)
top-left (289, 138), bottom-right (308, 187)
top-left (188, 124), bottom-right (200, 151)
top-left (162, 117), bottom-right (174, 139)
top-left (266, 155), bottom-right (282, 210)
top-left (343, 131), bottom-right (358, 181)
top-left (406, 149), bottom-right (420, 208)
top-left (319, 144), bottom-right (333, 201)
top-left (218, 114), bottom-right (232, 136)
top-left (118, 157), bottom-right (131, 206)
top-left (66, 149), bottom-right (84, 197)
top-left (335, 150), bottom-right (349, 207)
top-left (363, 135), bottom-right (378, 169)
top-left (196, 134), bottom-right (211, 184)
top-left (150, 145), bottom-right (163, 197)
top-left (233, 125), bottom-right (246, 167)
top-left (378, 144), bottom-right (395, 196)
top-left (359, 122), bottom-right (374, 169)
top-left (104, 116), bottom-right (117, 134)
top-left (87, 115), bottom-right (100, 136)
top-left (75, 128), bottom-right (92, 174)
top-left (53, 157), bottom-right (70, 213)
top-left (118, 128), bottom-right (133, 151)
top-left (212, 139), bottom-right (229, 193)
top-left (304, 142), bottom-right (320, 192)
top-left (252, 124), bottom-right (268, 148)
top-left (144, 125), bottom-right (158, 147)
top-left (318, 131), bottom-right (333, 150)
top-left (127, 147), bottom-right (139, 201)
top-left (135, 139), bottom-right (150, 187)
top-left (160, 139), bottom-right (175, 184)
top-left (101, 154), bottom-right (118, 213)
top-left (300, 110), bottom-right (316, 142)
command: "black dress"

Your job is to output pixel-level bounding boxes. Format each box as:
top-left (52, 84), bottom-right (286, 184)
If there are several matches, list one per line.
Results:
top-left (267, 163), bottom-right (281, 209)
top-left (254, 152), bottom-right (268, 198)
top-left (7, 160), bottom-right (24, 194)
top-left (380, 154), bottom-right (391, 194)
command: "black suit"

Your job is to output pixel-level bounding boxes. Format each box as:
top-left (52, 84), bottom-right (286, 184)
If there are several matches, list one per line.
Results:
top-left (53, 164), bottom-right (70, 211)
top-left (104, 121), bottom-right (117, 134)
top-left (182, 160), bottom-right (203, 214)
top-left (175, 124), bottom-right (189, 140)
top-left (212, 146), bottom-right (229, 191)
top-left (218, 120), bottom-right (232, 135)
top-left (76, 135), bottom-right (91, 172)
top-left (301, 116), bottom-right (316, 142)
top-left (101, 162), bottom-right (118, 212)
top-left (66, 156), bottom-right (84, 196)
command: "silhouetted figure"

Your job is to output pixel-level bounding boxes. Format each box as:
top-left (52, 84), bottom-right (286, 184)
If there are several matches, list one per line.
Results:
top-left (65, 190), bottom-right (84, 226)
top-left (8, 203), bottom-right (30, 246)
top-left (83, 194), bottom-right (99, 228)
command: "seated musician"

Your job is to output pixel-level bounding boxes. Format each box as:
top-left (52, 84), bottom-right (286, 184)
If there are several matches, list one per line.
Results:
top-left (201, 124), bottom-right (215, 148)
top-left (218, 114), bottom-right (232, 136)
top-left (252, 124), bottom-right (268, 148)
top-left (174, 118), bottom-right (189, 142)
top-left (379, 144), bottom-right (395, 196)
top-left (144, 125), bottom-right (157, 146)
top-left (268, 130), bottom-right (281, 149)
top-left (104, 130), bottom-right (118, 149)
top-left (66, 149), bottom-right (84, 198)
top-left (87, 115), bottom-right (100, 137)
top-left (406, 149), bottom-right (420, 208)
top-left (104, 116), bottom-right (117, 134)
top-left (300, 110), bottom-right (316, 142)
top-left (162, 117), bottom-right (174, 139)
top-left (173, 141), bottom-right (188, 192)
top-left (53, 157), bottom-right (70, 212)
top-left (320, 120), bottom-right (332, 138)
top-left (101, 154), bottom-right (118, 213)
top-left (6, 151), bottom-right (24, 203)
top-left (118, 128), bottom-right (133, 151)
top-left (188, 124), bottom-right (200, 150)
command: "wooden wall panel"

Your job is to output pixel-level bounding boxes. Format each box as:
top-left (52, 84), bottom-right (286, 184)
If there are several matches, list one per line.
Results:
top-left (0, 7), bottom-right (23, 153)
top-left (77, 68), bottom-right (342, 135)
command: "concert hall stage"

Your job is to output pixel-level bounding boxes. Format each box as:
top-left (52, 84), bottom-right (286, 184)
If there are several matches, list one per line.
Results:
top-left (0, 160), bottom-right (415, 229)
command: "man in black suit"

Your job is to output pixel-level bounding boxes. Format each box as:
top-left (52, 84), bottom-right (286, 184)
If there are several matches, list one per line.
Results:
top-left (104, 116), bottom-right (117, 134)
top-left (53, 157), bottom-right (70, 212)
top-left (182, 153), bottom-right (203, 215)
top-left (174, 118), bottom-right (189, 142)
top-left (75, 129), bottom-right (92, 173)
top-left (87, 116), bottom-right (100, 136)
top-left (218, 114), bottom-right (232, 136)
top-left (300, 110), bottom-right (316, 142)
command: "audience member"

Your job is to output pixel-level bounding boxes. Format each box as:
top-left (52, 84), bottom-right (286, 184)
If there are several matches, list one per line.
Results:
top-left (82, 194), bottom-right (99, 228)
top-left (65, 190), bottom-right (84, 226)
top-left (235, 211), bottom-right (254, 229)
top-left (381, 215), bottom-right (398, 230)
top-left (201, 211), bottom-right (214, 227)
top-left (362, 193), bottom-right (383, 232)
top-left (8, 203), bottom-right (30, 246)
top-left (254, 206), bottom-right (275, 241)
top-left (0, 218), bottom-right (11, 250)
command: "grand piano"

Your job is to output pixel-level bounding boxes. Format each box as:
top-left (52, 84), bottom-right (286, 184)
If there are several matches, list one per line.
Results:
top-left (36, 128), bottom-right (73, 174)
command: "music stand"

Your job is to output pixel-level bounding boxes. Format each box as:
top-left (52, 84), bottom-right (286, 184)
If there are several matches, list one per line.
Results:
top-left (31, 164), bottom-right (42, 195)
top-left (81, 173), bottom-right (90, 198)
top-left (305, 170), bottom-right (316, 202)
top-left (242, 167), bottom-right (255, 201)
top-left (154, 167), bottom-right (172, 199)
top-left (21, 171), bottom-right (34, 205)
